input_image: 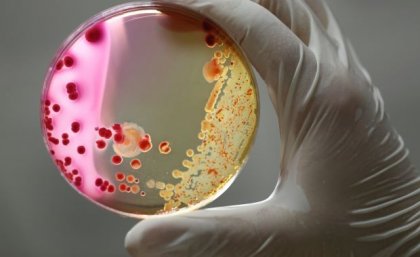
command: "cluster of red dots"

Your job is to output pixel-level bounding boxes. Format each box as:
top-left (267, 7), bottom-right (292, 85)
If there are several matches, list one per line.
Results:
top-left (43, 98), bottom-right (85, 152)
top-left (98, 127), bottom-right (113, 139)
top-left (43, 100), bottom-right (54, 130)
top-left (46, 21), bottom-right (195, 203)
top-left (94, 124), bottom-right (158, 168)
top-left (43, 101), bottom-right (51, 116)
top-left (119, 183), bottom-right (138, 193)
top-left (94, 124), bottom-right (120, 151)
top-left (43, 53), bottom-right (88, 189)
top-left (56, 55), bottom-right (74, 71)
top-left (48, 136), bottom-right (59, 145)
top-left (44, 102), bottom-right (85, 185)
top-left (44, 26), bottom-right (108, 193)
top-left (96, 124), bottom-right (132, 166)
top-left (95, 178), bottom-right (115, 193)
top-left (43, 100), bottom-right (60, 145)
top-left (46, 121), bottom-right (85, 186)
top-left (56, 159), bottom-right (82, 187)
top-left (44, 50), bottom-right (84, 150)
top-left (115, 172), bottom-right (145, 195)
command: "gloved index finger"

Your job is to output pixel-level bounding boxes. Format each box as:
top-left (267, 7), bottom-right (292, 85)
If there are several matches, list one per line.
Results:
top-left (154, 0), bottom-right (317, 105)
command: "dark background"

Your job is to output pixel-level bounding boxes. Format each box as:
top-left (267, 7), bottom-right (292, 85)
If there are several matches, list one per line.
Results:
top-left (0, 1), bottom-right (419, 256)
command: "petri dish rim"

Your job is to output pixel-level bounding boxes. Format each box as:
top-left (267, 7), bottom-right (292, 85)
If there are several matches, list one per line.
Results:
top-left (40, 1), bottom-right (260, 219)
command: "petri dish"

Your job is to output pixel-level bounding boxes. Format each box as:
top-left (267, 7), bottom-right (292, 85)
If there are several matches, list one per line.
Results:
top-left (40, 1), bottom-right (259, 218)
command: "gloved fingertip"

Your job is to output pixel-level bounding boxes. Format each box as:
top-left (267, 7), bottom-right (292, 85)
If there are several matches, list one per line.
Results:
top-left (125, 217), bottom-right (192, 257)
top-left (125, 222), bottom-right (143, 256)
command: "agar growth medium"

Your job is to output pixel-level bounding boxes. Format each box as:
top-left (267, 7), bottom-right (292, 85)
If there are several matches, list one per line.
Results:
top-left (41, 2), bottom-right (259, 217)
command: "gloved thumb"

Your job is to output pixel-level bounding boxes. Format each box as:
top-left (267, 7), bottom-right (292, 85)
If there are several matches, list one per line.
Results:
top-left (125, 201), bottom-right (301, 257)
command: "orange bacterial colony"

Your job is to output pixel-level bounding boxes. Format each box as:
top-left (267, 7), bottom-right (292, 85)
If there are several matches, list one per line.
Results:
top-left (40, 2), bottom-right (258, 218)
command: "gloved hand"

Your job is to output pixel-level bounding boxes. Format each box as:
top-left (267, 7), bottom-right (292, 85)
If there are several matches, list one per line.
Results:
top-left (125, 0), bottom-right (420, 256)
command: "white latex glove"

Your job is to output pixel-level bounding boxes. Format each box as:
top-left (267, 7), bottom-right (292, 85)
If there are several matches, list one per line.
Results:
top-left (125, 0), bottom-right (420, 256)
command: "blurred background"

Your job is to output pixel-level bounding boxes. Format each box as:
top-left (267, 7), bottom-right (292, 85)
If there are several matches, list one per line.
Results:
top-left (0, 0), bottom-right (419, 256)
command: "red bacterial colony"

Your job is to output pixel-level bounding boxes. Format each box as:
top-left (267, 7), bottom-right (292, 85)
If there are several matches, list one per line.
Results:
top-left (115, 172), bottom-right (125, 181)
top-left (119, 183), bottom-right (127, 192)
top-left (64, 157), bottom-right (72, 166)
top-left (127, 175), bottom-right (135, 183)
top-left (52, 104), bottom-right (61, 112)
top-left (131, 185), bottom-right (140, 194)
top-left (66, 82), bottom-right (79, 101)
top-left (96, 140), bottom-right (106, 149)
top-left (85, 25), bottom-right (103, 43)
top-left (205, 34), bottom-right (216, 48)
top-left (113, 133), bottom-right (124, 144)
top-left (94, 178), bottom-right (115, 193)
top-left (77, 146), bottom-right (86, 154)
top-left (139, 135), bottom-right (152, 152)
top-left (62, 133), bottom-right (70, 145)
top-left (111, 155), bottom-right (123, 165)
top-left (64, 56), bottom-right (74, 67)
top-left (99, 127), bottom-right (112, 139)
top-left (71, 121), bottom-right (80, 133)
top-left (56, 54), bottom-right (75, 71)
top-left (158, 141), bottom-right (172, 154)
top-left (114, 173), bottom-right (142, 195)
top-left (56, 60), bottom-right (64, 70)
top-left (130, 159), bottom-right (142, 170)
